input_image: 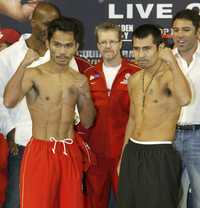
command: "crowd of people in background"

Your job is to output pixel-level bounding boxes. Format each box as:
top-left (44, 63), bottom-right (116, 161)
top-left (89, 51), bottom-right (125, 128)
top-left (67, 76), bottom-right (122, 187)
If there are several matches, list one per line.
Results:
top-left (0, 1), bottom-right (200, 208)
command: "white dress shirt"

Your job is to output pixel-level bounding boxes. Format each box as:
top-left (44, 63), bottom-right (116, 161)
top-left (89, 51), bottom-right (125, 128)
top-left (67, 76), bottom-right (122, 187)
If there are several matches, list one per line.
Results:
top-left (0, 34), bottom-right (79, 146)
top-left (173, 41), bottom-right (200, 125)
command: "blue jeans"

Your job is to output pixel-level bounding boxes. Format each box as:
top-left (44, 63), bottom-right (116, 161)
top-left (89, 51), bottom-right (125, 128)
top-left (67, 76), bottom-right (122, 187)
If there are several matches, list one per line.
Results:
top-left (3, 146), bottom-right (24, 208)
top-left (175, 128), bottom-right (200, 208)
top-left (177, 170), bottom-right (191, 208)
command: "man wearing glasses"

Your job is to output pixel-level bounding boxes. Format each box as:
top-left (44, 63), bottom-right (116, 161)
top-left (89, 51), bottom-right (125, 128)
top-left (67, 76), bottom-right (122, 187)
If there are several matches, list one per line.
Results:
top-left (83, 22), bottom-right (140, 208)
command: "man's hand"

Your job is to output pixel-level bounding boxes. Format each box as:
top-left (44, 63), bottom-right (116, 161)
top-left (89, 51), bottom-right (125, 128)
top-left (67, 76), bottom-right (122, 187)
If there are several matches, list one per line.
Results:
top-left (0, 0), bottom-right (42, 21)
top-left (22, 0), bottom-right (41, 20)
top-left (7, 128), bottom-right (18, 156)
top-left (159, 44), bottom-right (177, 67)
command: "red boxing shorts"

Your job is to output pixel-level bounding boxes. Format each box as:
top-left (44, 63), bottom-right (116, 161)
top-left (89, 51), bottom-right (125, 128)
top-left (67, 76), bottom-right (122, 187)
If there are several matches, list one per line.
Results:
top-left (20, 133), bottom-right (95, 208)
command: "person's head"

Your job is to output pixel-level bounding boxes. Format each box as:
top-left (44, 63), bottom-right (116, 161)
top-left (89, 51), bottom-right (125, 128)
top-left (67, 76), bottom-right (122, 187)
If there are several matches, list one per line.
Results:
top-left (95, 22), bottom-right (122, 64)
top-left (31, 2), bottom-right (61, 43)
top-left (132, 24), bottom-right (162, 69)
top-left (172, 9), bottom-right (199, 54)
top-left (0, 28), bottom-right (21, 51)
top-left (47, 16), bottom-right (80, 66)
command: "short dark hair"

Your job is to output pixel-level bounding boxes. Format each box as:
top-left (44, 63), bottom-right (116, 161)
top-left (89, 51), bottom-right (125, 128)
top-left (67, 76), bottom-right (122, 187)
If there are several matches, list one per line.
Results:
top-left (172, 9), bottom-right (200, 31)
top-left (47, 16), bottom-right (82, 43)
top-left (132, 24), bottom-right (162, 46)
top-left (95, 22), bottom-right (122, 42)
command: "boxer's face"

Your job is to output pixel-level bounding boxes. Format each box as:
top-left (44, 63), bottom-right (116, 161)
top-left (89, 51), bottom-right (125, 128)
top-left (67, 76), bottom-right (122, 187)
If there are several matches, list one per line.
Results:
top-left (48, 30), bottom-right (78, 66)
top-left (133, 34), bottom-right (159, 69)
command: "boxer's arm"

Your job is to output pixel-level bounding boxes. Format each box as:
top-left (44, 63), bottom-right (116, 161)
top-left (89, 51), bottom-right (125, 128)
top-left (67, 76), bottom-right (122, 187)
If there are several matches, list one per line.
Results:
top-left (159, 46), bottom-right (191, 106)
top-left (4, 49), bottom-right (38, 108)
top-left (77, 75), bottom-right (96, 129)
top-left (4, 66), bottom-right (34, 108)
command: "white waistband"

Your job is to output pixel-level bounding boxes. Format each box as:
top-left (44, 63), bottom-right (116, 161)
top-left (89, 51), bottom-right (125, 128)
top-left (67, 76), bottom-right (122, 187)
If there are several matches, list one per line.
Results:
top-left (130, 138), bottom-right (172, 145)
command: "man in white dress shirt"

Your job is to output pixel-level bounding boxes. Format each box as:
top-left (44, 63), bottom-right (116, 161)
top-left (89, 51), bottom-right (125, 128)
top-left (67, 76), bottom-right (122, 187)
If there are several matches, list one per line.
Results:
top-left (172, 9), bottom-right (200, 208)
top-left (0, 27), bottom-right (21, 208)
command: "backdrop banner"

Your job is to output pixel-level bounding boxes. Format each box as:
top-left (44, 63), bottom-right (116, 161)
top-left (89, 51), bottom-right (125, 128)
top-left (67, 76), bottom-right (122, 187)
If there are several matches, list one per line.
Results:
top-left (0, 0), bottom-right (199, 63)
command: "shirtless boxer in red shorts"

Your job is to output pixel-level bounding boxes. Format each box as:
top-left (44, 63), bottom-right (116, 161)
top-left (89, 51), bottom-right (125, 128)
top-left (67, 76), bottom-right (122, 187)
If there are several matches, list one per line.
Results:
top-left (4, 17), bottom-right (96, 208)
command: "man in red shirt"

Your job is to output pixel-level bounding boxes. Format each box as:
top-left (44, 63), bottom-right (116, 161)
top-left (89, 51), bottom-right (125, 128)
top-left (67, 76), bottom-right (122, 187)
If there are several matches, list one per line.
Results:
top-left (84, 22), bottom-right (140, 208)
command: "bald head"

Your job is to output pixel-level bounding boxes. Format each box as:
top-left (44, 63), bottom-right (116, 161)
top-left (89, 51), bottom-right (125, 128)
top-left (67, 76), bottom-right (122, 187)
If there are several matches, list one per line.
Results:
top-left (32, 2), bottom-right (61, 21)
top-left (30, 3), bottom-right (61, 44)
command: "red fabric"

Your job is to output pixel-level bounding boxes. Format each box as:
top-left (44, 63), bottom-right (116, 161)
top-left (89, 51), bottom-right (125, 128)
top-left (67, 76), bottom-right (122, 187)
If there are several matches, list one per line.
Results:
top-left (75, 134), bottom-right (96, 171)
top-left (0, 134), bottom-right (8, 205)
top-left (75, 56), bottom-right (92, 73)
top-left (85, 157), bottom-right (118, 208)
top-left (83, 59), bottom-right (140, 208)
top-left (20, 134), bottom-right (93, 208)
top-left (84, 59), bottom-right (140, 158)
top-left (0, 28), bottom-right (21, 44)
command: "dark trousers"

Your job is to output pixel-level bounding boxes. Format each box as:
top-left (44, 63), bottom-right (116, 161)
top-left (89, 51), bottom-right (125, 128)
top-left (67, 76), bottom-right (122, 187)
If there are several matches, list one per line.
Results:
top-left (3, 146), bottom-right (24, 208)
top-left (118, 140), bottom-right (181, 208)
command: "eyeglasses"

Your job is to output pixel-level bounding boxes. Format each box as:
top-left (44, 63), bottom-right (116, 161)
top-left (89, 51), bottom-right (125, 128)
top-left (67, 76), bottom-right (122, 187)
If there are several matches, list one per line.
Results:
top-left (98, 40), bottom-right (120, 47)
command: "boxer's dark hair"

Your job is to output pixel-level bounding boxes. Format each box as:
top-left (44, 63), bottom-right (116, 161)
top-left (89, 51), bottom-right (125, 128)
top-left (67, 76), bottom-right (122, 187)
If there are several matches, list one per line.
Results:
top-left (47, 16), bottom-right (82, 44)
top-left (132, 24), bottom-right (162, 47)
